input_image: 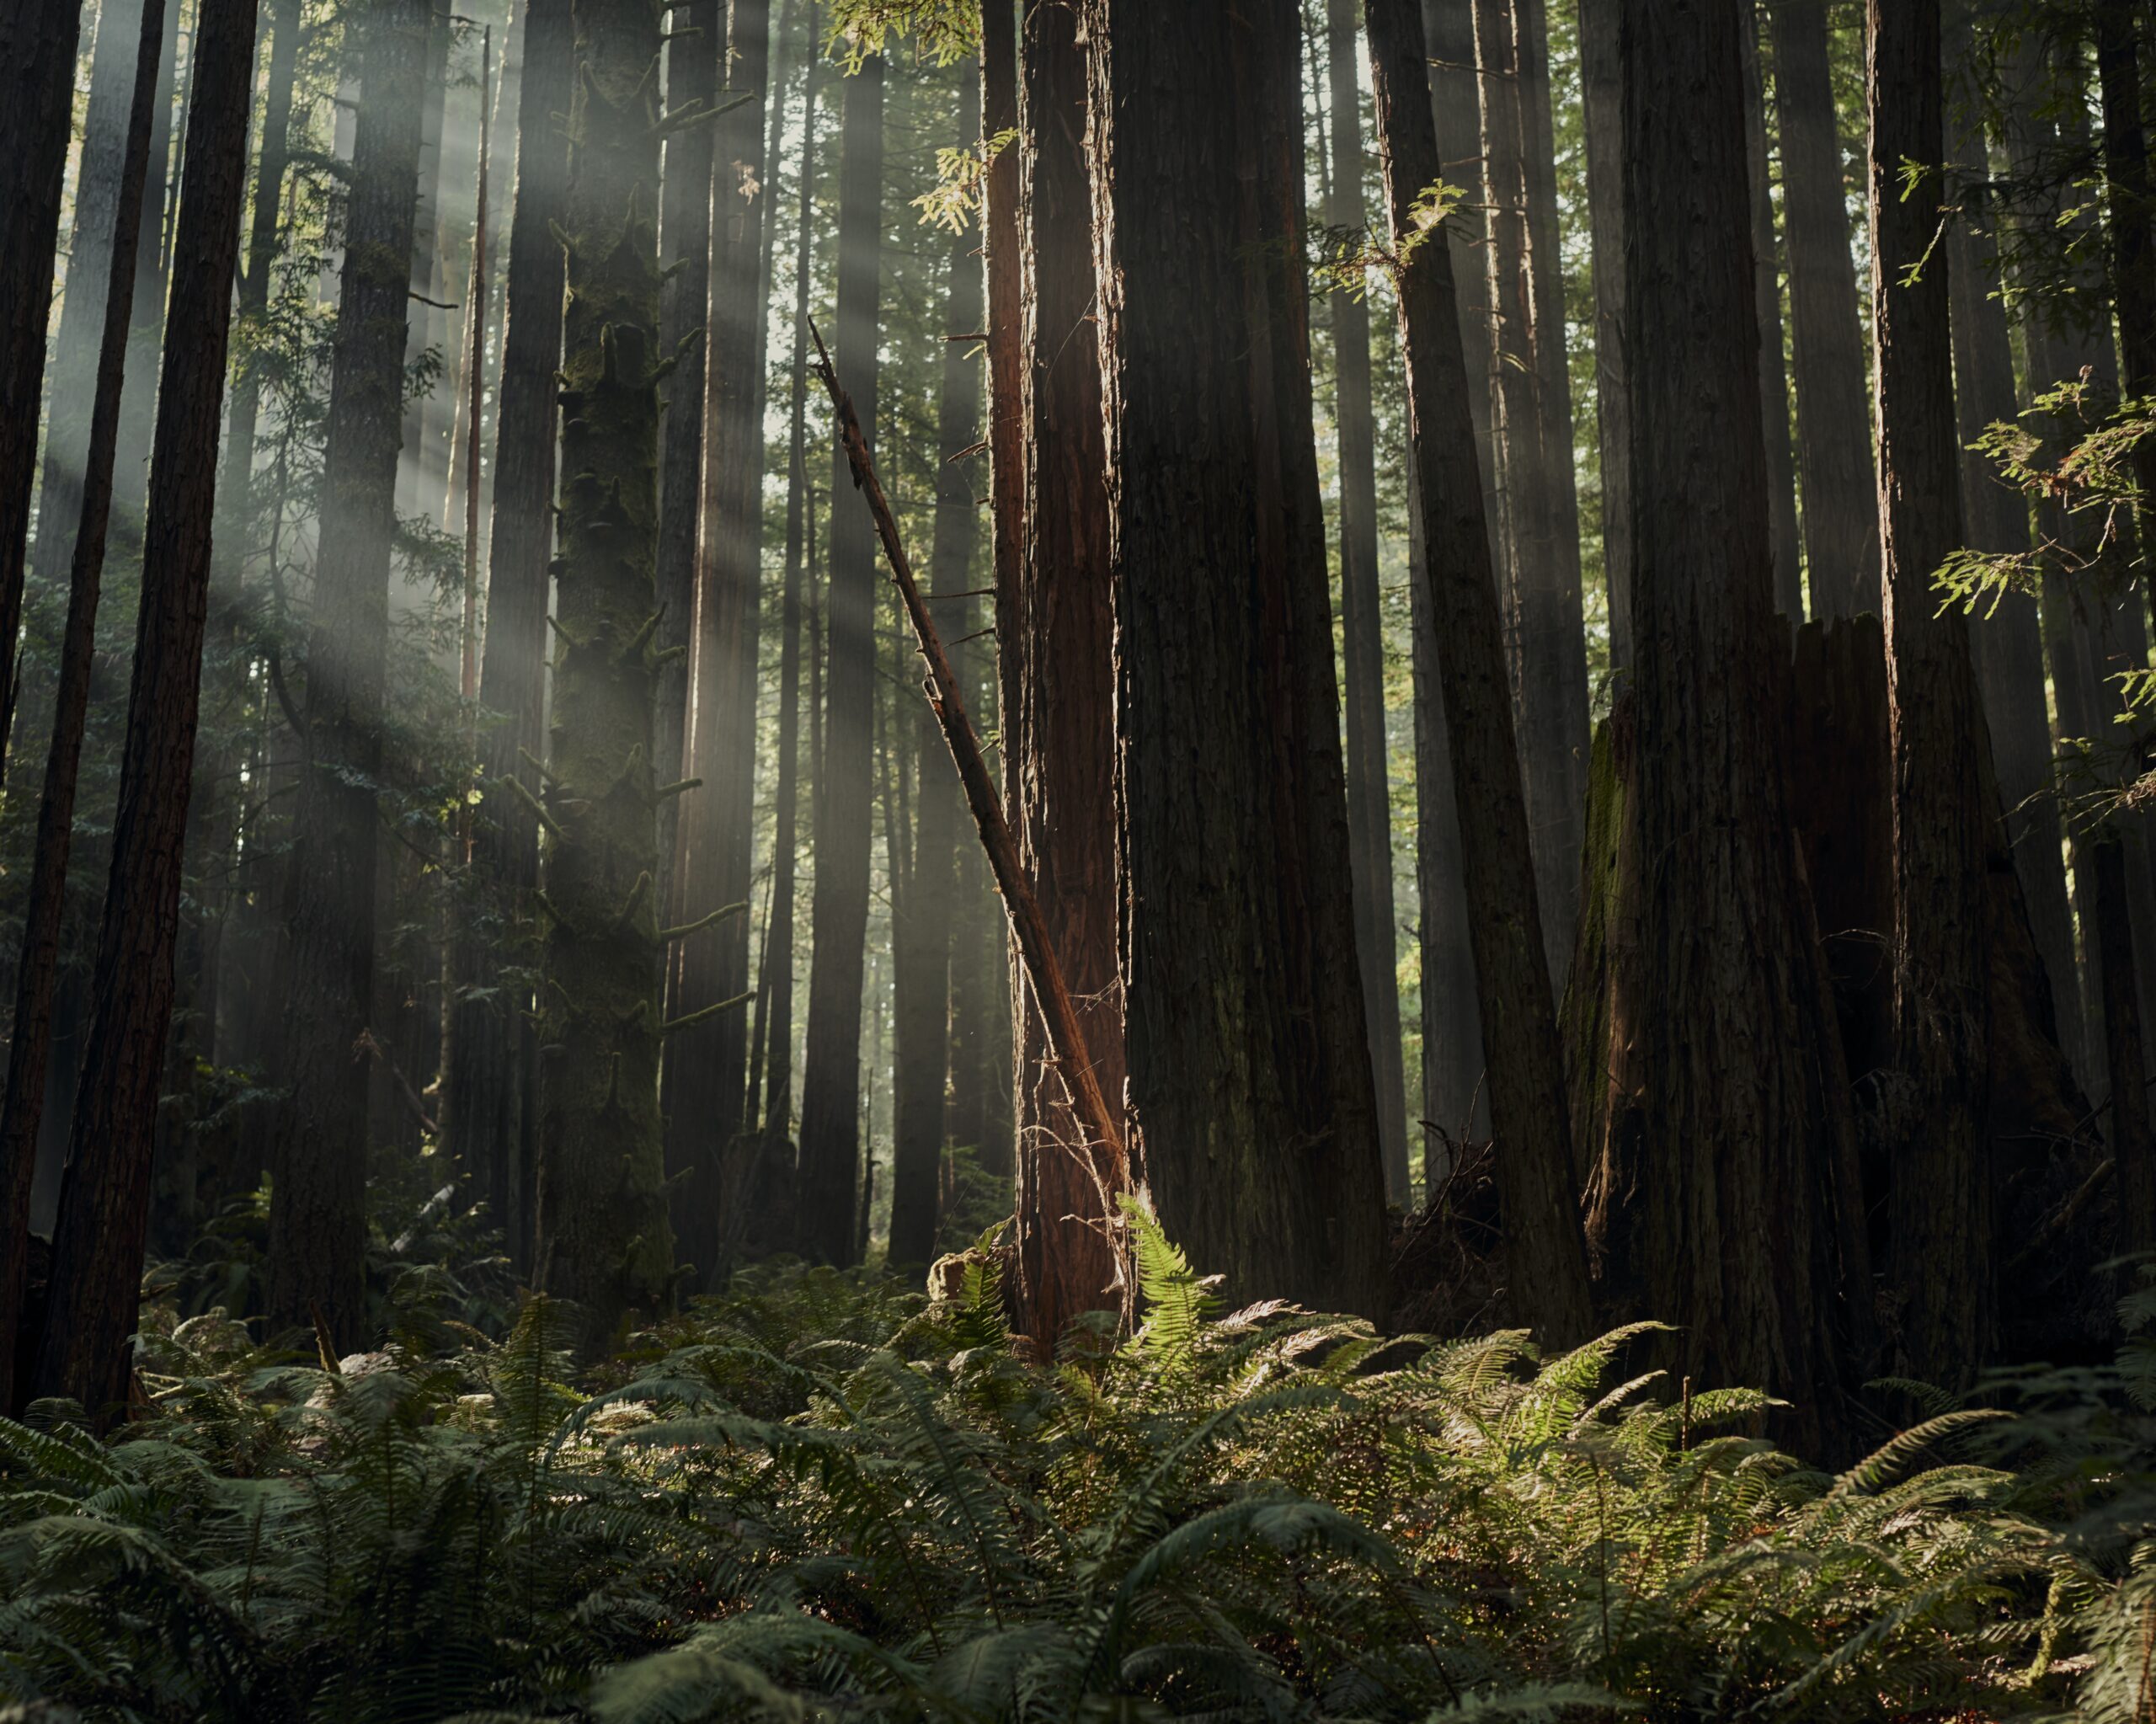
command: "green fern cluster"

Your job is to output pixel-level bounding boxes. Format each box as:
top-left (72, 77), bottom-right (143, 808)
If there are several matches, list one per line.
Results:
top-left (0, 1222), bottom-right (2144, 1721)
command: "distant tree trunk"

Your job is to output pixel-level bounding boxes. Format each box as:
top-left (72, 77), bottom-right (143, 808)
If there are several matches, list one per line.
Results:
top-left (1742, 12), bottom-right (1806, 617)
top-left (1366, 0), bottom-right (1590, 1342)
top-left (0, 0), bottom-right (86, 784)
top-left (672, 0), bottom-right (774, 1277)
top-left (1573, 0), bottom-right (1630, 670)
top-left (1091, 0), bottom-right (1389, 1315)
top-left (761, 19), bottom-right (820, 1163)
top-left (446, 0), bottom-right (572, 1267)
top-left (1326, 0), bottom-right (1411, 1202)
top-left (2099, 2), bottom-right (2156, 629)
top-left (400, 0), bottom-right (452, 525)
top-left (1006, 0), bottom-right (1122, 1338)
top-left (0, 0), bottom-right (166, 1421)
top-left (963, 0), bottom-right (1021, 1182)
top-left (270, 0), bottom-right (432, 1353)
top-left (1869, 0), bottom-right (1995, 1385)
top-left (888, 93), bottom-right (984, 1269)
top-left (795, 52), bottom-right (885, 1270)
top-left (1945, 0), bottom-right (2084, 1100)
top-left (531, 0), bottom-right (675, 1344)
top-left (652, 0), bottom-right (715, 924)
top-left (111, 0), bottom-right (183, 531)
top-left (27, 0), bottom-right (147, 606)
top-left (1595, 0), bottom-right (1861, 1453)
top-left (1769, 0), bottom-right (1879, 619)
top-left (1473, 0), bottom-right (1587, 984)
top-left (29, 0), bottom-right (257, 1419)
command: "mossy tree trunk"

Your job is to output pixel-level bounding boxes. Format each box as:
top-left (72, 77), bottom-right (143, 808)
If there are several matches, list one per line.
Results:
top-left (533, 0), bottom-right (675, 1342)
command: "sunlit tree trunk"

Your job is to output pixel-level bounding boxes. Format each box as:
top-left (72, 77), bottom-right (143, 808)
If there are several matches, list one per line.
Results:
top-left (29, 0), bottom-right (259, 1418)
top-left (1741, 12), bottom-right (1805, 617)
top-left (271, 0), bottom-right (433, 1353)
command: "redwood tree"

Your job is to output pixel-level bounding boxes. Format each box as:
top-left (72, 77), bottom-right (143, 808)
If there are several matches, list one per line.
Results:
top-left (30, 0), bottom-right (260, 1417)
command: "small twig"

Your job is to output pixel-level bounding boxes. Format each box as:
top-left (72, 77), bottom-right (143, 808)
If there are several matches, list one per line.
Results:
top-left (661, 990), bottom-right (752, 1037)
top-left (661, 899), bottom-right (749, 942)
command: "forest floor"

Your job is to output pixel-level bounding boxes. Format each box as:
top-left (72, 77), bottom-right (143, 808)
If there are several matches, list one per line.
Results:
top-left (1, 1197), bottom-right (2151, 1721)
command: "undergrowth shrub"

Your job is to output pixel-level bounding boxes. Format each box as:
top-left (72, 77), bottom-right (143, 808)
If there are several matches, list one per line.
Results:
top-left (0, 1217), bottom-right (2148, 1720)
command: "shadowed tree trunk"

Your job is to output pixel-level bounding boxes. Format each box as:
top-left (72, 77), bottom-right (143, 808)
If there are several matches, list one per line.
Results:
top-left (1593, 0), bottom-right (1863, 1454)
top-left (1366, 0), bottom-right (1590, 1342)
top-left (0, 0), bottom-right (165, 1421)
top-left (1769, 0), bottom-right (1880, 619)
top-left (111, 0), bottom-right (182, 532)
top-left (1742, 11), bottom-right (1806, 616)
top-left (671, 0), bottom-right (774, 1278)
top-left (1869, 0), bottom-right (1995, 1385)
top-left (889, 95), bottom-right (983, 1268)
top-left (2100, 2), bottom-right (2156, 630)
top-left (29, 0), bottom-right (259, 1419)
top-left (1009, 0), bottom-right (1122, 1341)
top-left (445, 0), bottom-right (573, 1266)
top-left (795, 51), bottom-right (885, 1269)
top-left (0, 0), bottom-right (86, 786)
top-left (1574, 0), bottom-right (1630, 670)
top-left (1091, 0), bottom-right (1389, 1316)
top-left (1945, 0), bottom-right (2085, 1103)
top-left (531, 0), bottom-right (675, 1345)
top-left (271, 0), bottom-right (433, 1353)
top-left (1327, 0), bottom-right (1411, 1201)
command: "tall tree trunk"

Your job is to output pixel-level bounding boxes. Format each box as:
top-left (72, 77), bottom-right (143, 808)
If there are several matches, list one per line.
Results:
top-left (1473, 0), bottom-right (1587, 983)
top-left (1327, 0), bottom-right (1411, 1201)
top-left (29, 0), bottom-right (258, 1418)
top-left (271, 0), bottom-right (433, 1352)
top-left (1769, 0), bottom-right (1880, 620)
top-left (1366, 0), bottom-right (1590, 1342)
top-left (0, 0), bottom-right (86, 786)
top-left (1573, 0), bottom-right (1629, 671)
top-left (761, 13), bottom-right (819, 1163)
top-left (1869, 0), bottom-right (1994, 1385)
top-left (1008, 0), bottom-right (1121, 1339)
top-left (1090, 0), bottom-right (1389, 1315)
top-left (672, 0), bottom-right (774, 1276)
top-left (111, 0), bottom-right (183, 532)
top-left (2100, 3), bottom-right (2156, 631)
top-left (1742, 11), bottom-right (1806, 617)
top-left (445, 0), bottom-right (573, 1268)
top-left (794, 51), bottom-right (885, 1270)
top-left (889, 84), bottom-right (983, 1269)
top-left (28, 0), bottom-right (147, 607)
top-left (1596, 0), bottom-right (1862, 1454)
top-left (400, 0), bottom-right (452, 525)
top-left (653, 0), bottom-right (714, 931)
top-left (1945, 0), bottom-right (2085, 1101)
top-left (531, 0), bottom-right (675, 1344)
top-left (0, 0), bottom-right (166, 1421)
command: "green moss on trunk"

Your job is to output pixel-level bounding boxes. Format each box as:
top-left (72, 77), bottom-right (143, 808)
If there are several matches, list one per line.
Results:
top-left (533, 0), bottom-right (674, 1343)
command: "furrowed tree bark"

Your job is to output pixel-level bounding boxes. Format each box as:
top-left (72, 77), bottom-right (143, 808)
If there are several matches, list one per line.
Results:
top-left (1327, 0), bottom-right (1412, 1201)
top-left (1945, 0), bottom-right (2084, 1101)
top-left (1007, 0), bottom-right (1123, 1340)
top-left (0, 0), bottom-right (165, 1421)
top-left (1869, 0), bottom-right (1995, 1385)
top-left (29, 0), bottom-right (258, 1419)
top-left (1472, 0), bottom-right (1587, 983)
top-left (0, 0), bottom-right (86, 789)
top-left (672, 0), bottom-right (774, 1278)
top-left (444, 0), bottom-right (573, 1266)
top-left (1366, 0), bottom-right (1590, 1342)
top-left (271, 0), bottom-right (433, 1353)
top-left (1769, 0), bottom-right (1881, 619)
top-left (531, 0), bottom-right (676, 1346)
top-left (794, 51), bottom-right (885, 1270)
top-left (889, 79), bottom-right (984, 1271)
top-left (1598, 0), bottom-right (1862, 1452)
top-left (1091, 0), bottom-right (1388, 1316)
